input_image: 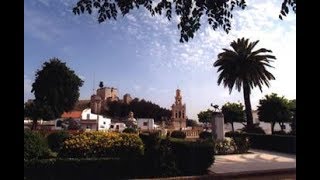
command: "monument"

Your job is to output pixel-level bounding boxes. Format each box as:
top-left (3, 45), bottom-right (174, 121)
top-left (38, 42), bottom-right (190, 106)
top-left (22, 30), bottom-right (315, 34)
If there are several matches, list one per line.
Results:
top-left (212, 112), bottom-right (225, 140)
top-left (126, 111), bottom-right (137, 128)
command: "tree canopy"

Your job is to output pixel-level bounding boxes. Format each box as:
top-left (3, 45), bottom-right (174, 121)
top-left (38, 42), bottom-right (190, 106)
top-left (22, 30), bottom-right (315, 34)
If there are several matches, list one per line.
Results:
top-left (197, 109), bottom-right (214, 123)
top-left (213, 37), bottom-right (276, 127)
top-left (221, 102), bottom-right (245, 131)
top-left (104, 98), bottom-right (171, 121)
top-left (257, 93), bottom-right (292, 134)
top-left (31, 58), bottom-right (84, 120)
top-left (72, 0), bottom-right (296, 43)
top-left (24, 101), bottom-right (55, 130)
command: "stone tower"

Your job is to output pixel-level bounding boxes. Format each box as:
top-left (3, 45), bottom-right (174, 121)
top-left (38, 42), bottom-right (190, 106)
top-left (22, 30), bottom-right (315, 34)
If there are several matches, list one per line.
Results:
top-left (171, 89), bottom-right (186, 130)
top-left (90, 94), bottom-right (102, 114)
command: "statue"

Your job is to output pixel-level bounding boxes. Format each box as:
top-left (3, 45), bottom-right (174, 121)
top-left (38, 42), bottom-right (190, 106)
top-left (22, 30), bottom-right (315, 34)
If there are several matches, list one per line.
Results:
top-left (127, 111), bottom-right (137, 128)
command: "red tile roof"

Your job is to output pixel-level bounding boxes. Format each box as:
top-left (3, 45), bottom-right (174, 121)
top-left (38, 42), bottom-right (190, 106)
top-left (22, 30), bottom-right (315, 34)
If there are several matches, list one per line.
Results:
top-left (61, 111), bottom-right (82, 119)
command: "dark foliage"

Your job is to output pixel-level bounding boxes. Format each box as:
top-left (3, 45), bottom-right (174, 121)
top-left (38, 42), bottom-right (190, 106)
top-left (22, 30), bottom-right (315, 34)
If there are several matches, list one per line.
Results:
top-left (199, 131), bottom-right (213, 140)
top-left (31, 58), bottom-right (83, 120)
top-left (170, 138), bottom-right (215, 175)
top-left (24, 130), bottom-right (50, 160)
top-left (240, 124), bottom-right (266, 134)
top-left (170, 130), bottom-right (186, 139)
top-left (105, 98), bottom-right (171, 122)
top-left (47, 131), bottom-right (71, 152)
top-left (123, 127), bottom-right (138, 133)
top-left (197, 109), bottom-right (214, 123)
top-left (225, 133), bottom-right (296, 154)
top-left (24, 158), bottom-right (142, 180)
top-left (72, 0), bottom-right (295, 43)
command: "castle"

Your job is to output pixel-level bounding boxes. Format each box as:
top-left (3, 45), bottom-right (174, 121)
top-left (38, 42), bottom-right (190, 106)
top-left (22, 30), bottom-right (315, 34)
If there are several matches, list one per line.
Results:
top-left (90, 84), bottom-right (132, 114)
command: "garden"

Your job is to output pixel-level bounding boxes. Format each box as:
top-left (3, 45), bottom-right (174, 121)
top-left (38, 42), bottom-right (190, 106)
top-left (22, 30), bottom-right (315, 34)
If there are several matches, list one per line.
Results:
top-left (24, 127), bottom-right (253, 180)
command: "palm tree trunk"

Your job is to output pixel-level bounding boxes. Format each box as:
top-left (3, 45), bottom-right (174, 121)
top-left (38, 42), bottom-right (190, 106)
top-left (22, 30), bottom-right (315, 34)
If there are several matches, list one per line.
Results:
top-left (243, 81), bottom-right (253, 127)
top-left (231, 123), bottom-right (234, 132)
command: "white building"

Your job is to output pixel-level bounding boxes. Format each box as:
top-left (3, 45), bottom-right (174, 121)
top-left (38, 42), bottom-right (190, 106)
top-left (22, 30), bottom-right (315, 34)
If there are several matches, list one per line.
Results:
top-left (137, 118), bottom-right (156, 131)
top-left (81, 108), bottom-right (111, 131)
top-left (109, 123), bottom-right (127, 132)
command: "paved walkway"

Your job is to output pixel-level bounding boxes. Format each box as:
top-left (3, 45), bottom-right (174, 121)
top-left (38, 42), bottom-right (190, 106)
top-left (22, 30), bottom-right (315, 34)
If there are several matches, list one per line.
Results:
top-left (137, 149), bottom-right (296, 179)
top-left (208, 149), bottom-right (296, 178)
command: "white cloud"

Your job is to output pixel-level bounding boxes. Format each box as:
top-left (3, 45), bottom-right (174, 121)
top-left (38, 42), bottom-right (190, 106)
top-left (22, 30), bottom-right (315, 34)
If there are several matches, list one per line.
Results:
top-left (126, 14), bottom-right (137, 22)
top-left (134, 85), bottom-right (141, 91)
top-left (148, 87), bottom-right (156, 92)
top-left (37, 0), bottom-right (50, 7)
top-left (24, 5), bottom-right (64, 43)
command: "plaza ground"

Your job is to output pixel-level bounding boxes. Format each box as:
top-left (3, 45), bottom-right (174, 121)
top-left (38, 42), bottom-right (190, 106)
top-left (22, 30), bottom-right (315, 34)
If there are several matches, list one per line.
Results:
top-left (146, 149), bottom-right (296, 180)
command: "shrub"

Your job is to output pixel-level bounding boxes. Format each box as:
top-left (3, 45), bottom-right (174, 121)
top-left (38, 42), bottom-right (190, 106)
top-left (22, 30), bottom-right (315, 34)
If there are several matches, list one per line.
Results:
top-left (123, 127), bottom-right (138, 134)
top-left (170, 131), bottom-right (186, 139)
top-left (47, 131), bottom-right (71, 152)
top-left (199, 131), bottom-right (213, 140)
top-left (24, 158), bottom-right (142, 180)
top-left (225, 133), bottom-right (296, 154)
top-left (170, 138), bottom-right (215, 175)
top-left (241, 124), bottom-right (266, 134)
top-left (225, 131), bottom-right (242, 137)
top-left (273, 130), bottom-right (288, 135)
top-left (215, 138), bottom-right (236, 155)
top-left (24, 130), bottom-right (50, 160)
top-left (139, 133), bottom-right (214, 176)
top-left (58, 131), bottom-right (144, 159)
top-left (233, 136), bottom-right (250, 154)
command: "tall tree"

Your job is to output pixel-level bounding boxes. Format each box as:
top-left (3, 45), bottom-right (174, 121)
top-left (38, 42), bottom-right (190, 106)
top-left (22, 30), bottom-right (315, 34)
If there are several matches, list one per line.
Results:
top-left (72, 0), bottom-right (295, 43)
top-left (257, 93), bottom-right (292, 134)
top-left (221, 102), bottom-right (245, 132)
top-left (213, 38), bottom-right (276, 127)
top-left (31, 58), bottom-right (84, 121)
top-left (197, 109), bottom-right (214, 123)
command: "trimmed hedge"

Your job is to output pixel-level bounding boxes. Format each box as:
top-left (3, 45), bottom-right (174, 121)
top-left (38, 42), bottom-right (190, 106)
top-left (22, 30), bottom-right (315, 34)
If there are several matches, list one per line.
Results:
top-left (58, 131), bottom-right (144, 159)
top-left (226, 132), bottom-right (296, 154)
top-left (47, 131), bottom-right (71, 152)
top-left (123, 127), bottom-right (138, 134)
top-left (170, 138), bottom-right (215, 175)
top-left (25, 137), bottom-right (215, 179)
top-left (139, 133), bottom-right (215, 177)
top-left (24, 158), bottom-right (142, 180)
top-left (241, 125), bottom-right (266, 134)
top-left (170, 131), bottom-right (186, 139)
top-left (24, 130), bottom-right (50, 160)
top-left (199, 131), bottom-right (213, 140)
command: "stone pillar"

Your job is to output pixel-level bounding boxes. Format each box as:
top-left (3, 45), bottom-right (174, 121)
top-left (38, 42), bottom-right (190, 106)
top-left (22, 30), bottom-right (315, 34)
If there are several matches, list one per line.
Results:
top-left (212, 112), bottom-right (225, 141)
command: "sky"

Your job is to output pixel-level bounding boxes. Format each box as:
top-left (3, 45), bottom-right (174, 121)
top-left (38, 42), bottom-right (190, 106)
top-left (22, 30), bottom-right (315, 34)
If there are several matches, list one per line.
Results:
top-left (24, 0), bottom-right (296, 120)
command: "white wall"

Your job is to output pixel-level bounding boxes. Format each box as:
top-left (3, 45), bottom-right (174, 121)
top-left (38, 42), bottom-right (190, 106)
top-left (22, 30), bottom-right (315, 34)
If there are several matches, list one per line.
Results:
top-left (97, 117), bottom-right (111, 131)
top-left (81, 108), bottom-right (111, 131)
top-left (137, 119), bottom-right (154, 130)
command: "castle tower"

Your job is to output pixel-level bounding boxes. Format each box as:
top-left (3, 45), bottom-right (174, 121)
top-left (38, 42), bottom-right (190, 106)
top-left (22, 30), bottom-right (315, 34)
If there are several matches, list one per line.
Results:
top-left (90, 95), bottom-right (102, 114)
top-left (171, 89), bottom-right (186, 130)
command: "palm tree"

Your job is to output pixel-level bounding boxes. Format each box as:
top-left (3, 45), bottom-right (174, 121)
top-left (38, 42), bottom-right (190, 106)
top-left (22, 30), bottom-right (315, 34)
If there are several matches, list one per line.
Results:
top-left (213, 38), bottom-right (276, 127)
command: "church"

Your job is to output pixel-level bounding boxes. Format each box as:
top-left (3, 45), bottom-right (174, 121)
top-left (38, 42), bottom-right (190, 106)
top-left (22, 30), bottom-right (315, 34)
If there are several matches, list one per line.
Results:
top-left (170, 89), bottom-right (187, 130)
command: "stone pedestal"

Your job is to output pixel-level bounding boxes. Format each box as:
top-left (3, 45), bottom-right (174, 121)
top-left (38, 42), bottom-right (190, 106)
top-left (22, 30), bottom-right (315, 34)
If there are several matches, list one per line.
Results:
top-left (212, 112), bottom-right (225, 140)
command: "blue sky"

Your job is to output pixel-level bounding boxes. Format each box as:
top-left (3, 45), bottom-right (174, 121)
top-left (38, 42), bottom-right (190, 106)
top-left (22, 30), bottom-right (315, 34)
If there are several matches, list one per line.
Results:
top-left (24, 0), bottom-right (296, 120)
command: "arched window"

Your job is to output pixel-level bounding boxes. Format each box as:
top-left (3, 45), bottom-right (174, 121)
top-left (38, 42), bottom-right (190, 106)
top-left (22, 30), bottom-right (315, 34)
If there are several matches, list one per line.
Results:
top-left (175, 112), bottom-right (178, 118)
top-left (179, 111), bottom-right (181, 118)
